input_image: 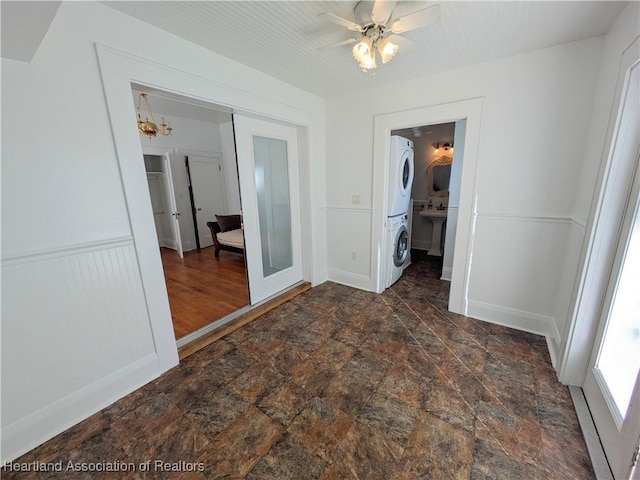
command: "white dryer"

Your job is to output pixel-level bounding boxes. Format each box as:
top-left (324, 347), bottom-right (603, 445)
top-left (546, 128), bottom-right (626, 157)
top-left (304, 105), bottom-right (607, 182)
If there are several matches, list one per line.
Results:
top-left (386, 213), bottom-right (410, 288)
top-left (388, 135), bottom-right (415, 217)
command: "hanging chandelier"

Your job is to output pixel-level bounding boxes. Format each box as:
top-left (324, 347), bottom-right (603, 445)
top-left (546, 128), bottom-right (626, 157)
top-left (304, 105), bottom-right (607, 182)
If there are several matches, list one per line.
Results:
top-left (136, 92), bottom-right (173, 138)
top-left (351, 25), bottom-right (398, 73)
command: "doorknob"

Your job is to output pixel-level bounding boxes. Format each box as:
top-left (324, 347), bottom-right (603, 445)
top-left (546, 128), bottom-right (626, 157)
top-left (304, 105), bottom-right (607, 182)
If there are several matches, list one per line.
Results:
top-left (172, 212), bottom-right (181, 217)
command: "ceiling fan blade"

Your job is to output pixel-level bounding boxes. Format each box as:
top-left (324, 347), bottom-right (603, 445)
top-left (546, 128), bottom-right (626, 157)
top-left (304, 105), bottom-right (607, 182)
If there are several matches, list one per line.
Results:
top-left (317, 37), bottom-right (359, 50)
top-left (387, 34), bottom-right (414, 51)
top-left (318, 12), bottom-right (363, 32)
top-left (390, 4), bottom-right (441, 34)
top-left (371, 0), bottom-right (397, 24)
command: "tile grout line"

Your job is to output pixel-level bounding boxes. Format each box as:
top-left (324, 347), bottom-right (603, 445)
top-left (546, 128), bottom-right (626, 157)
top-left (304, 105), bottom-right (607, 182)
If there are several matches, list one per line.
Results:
top-left (382, 291), bottom-right (512, 457)
top-left (390, 285), bottom-right (558, 474)
top-left (388, 289), bottom-right (515, 414)
top-left (407, 285), bottom-right (548, 387)
top-left (397, 277), bottom-right (546, 373)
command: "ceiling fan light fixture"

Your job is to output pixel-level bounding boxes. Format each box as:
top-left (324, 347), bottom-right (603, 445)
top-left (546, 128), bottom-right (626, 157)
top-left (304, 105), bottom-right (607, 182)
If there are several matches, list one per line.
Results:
top-left (377, 37), bottom-right (398, 64)
top-left (360, 49), bottom-right (377, 72)
top-left (353, 36), bottom-right (378, 72)
top-left (319, 1), bottom-right (441, 73)
top-left (352, 37), bottom-right (372, 61)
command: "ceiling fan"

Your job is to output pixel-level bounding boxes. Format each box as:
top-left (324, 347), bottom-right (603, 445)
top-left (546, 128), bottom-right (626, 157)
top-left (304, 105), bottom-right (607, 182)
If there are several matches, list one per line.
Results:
top-left (318, 0), bottom-right (441, 73)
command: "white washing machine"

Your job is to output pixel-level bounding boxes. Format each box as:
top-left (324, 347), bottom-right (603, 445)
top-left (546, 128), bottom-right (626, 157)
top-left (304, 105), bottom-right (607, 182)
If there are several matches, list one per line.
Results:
top-left (386, 213), bottom-right (410, 288)
top-left (388, 135), bottom-right (415, 217)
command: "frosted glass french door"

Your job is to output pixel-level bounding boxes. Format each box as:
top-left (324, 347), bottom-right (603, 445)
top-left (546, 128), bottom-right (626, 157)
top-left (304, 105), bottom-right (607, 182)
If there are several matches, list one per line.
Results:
top-left (233, 114), bottom-right (302, 305)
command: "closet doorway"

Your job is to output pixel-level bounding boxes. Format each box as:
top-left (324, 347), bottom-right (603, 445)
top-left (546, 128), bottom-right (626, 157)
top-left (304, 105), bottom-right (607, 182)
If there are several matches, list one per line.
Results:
top-left (135, 88), bottom-right (250, 342)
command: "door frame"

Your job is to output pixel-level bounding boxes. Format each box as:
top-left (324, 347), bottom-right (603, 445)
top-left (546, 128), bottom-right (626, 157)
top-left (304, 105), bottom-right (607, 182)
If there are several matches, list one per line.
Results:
top-left (96, 44), bottom-right (323, 371)
top-left (576, 52), bottom-right (640, 478)
top-left (558, 37), bottom-right (640, 385)
top-left (371, 98), bottom-right (484, 317)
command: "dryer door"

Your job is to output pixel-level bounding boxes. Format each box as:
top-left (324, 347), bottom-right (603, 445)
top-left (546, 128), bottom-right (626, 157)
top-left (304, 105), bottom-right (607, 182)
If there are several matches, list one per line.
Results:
top-left (393, 225), bottom-right (409, 267)
top-left (398, 149), bottom-right (415, 198)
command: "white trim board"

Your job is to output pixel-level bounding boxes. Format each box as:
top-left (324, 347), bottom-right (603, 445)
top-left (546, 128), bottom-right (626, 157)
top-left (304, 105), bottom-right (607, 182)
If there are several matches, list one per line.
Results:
top-left (475, 212), bottom-right (574, 224)
top-left (467, 300), bottom-right (561, 366)
top-left (327, 269), bottom-right (374, 292)
top-left (1, 236), bottom-right (134, 267)
top-left (467, 299), bottom-right (559, 340)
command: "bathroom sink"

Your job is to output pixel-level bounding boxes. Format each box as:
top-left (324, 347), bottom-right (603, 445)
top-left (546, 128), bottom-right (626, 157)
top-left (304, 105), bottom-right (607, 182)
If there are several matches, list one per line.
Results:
top-left (418, 209), bottom-right (447, 219)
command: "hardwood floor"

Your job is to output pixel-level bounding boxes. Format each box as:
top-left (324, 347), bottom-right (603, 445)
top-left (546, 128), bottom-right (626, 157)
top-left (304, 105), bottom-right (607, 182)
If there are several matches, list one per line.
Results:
top-left (160, 246), bottom-right (249, 339)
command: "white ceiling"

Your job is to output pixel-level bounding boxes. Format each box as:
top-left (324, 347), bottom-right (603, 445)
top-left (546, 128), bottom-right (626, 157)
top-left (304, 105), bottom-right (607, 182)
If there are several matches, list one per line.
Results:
top-left (393, 121), bottom-right (455, 144)
top-left (1, 1), bottom-right (61, 62)
top-left (104, 1), bottom-right (627, 98)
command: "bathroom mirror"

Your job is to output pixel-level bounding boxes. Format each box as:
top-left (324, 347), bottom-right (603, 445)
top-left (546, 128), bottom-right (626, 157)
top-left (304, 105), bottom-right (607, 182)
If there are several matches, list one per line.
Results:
top-left (427, 155), bottom-right (453, 197)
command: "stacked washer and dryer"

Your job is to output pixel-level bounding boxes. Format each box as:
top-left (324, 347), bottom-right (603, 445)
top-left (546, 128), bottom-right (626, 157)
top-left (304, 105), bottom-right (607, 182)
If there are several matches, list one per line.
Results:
top-left (386, 135), bottom-right (415, 287)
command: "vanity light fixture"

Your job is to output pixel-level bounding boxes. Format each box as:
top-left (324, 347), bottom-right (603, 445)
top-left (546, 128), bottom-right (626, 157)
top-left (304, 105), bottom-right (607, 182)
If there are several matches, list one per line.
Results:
top-left (136, 92), bottom-right (173, 139)
top-left (433, 142), bottom-right (453, 153)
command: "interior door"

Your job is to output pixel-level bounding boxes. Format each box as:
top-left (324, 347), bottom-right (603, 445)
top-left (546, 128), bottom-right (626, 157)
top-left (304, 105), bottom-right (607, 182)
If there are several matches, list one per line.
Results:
top-left (163, 153), bottom-right (183, 258)
top-left (582, 59), bottom-right (640, 479)
top-left (233, 114), bottom-right (302, 304)
top-left (187, 153), bottom-right (226, 249)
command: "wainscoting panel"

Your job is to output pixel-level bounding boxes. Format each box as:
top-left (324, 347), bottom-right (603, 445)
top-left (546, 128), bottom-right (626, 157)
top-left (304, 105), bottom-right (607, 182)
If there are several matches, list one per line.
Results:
top-left (1, 238), bottom-right (159, 462)
top-left (326, 207), bottom-right (373, 290)
top-left (466, 214), bottom-right (572, 345)
top-left (554, 220), bottom-right (587, 351)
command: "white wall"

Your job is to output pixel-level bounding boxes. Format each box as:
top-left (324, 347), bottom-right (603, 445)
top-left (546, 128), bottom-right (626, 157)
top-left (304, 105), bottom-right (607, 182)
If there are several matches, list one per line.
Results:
top-left (557, 2), bottom-right (640, 384)
top-left (1, 1), bottom-right (326, 462)
top-left (326, 36), bottom-right (604, 347)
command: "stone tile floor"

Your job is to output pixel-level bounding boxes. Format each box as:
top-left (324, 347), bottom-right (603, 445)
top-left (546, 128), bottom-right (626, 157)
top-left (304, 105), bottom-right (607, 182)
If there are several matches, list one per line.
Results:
top-left (3, 254), bottom-right (594, 479)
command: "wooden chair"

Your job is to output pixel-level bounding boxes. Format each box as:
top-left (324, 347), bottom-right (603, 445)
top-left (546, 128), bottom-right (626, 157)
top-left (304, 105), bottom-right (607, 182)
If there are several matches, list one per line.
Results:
top-left (207, 215), bottom-right (245, 258)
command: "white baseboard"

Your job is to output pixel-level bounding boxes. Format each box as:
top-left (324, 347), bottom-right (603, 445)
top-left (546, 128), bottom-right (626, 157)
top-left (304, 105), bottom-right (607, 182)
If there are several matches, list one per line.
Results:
top-left (1, 354), bottom-right (160, 463)
top-left (327, 268), bottom-right (374, 291)
top-left (312, 268), bottom-right (329, 287)
top-left (467, 299), bottom-right (556, 338)
top-left (441, 266), bottom-right (452, 281)
top-left (546, 335), bottom-right (560, 368)
top-left (468, 300), bottom-right (562, 364)
top-left (411, 240), bottom-right (430, 251)
top-left (160, 238), bottom-right (177, 250)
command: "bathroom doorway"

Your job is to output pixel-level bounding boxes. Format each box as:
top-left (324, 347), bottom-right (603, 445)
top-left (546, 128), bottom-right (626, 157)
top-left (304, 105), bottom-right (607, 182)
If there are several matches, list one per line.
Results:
top-left (372, 98), bottom-right (483, 317)
top-left (391, 121), bottom-right (464, 281)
